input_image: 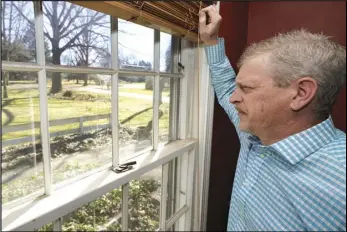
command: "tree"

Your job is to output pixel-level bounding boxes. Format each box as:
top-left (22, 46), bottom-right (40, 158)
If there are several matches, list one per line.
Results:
top-left (2, 1), bottom-right (53, 95)
top-left (65, 9), bottom-right (110, 86)
top-left (44, 2), bottom-right (109, 92)
top-left (14, 2), bottom-right (109, 93)
top-left (1, 1), bottom-right (37, 98)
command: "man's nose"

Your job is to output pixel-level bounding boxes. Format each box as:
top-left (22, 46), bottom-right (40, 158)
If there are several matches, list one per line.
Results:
top-left (229, 88), bottom-right (242, 104)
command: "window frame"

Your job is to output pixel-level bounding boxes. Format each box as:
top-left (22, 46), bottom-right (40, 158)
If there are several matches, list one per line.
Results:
top-left (1, 1), bottom-right (216, 231)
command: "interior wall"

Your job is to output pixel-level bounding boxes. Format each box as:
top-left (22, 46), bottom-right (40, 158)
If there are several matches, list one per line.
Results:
top-left (207, 1), bottom-right (346, 231)
top-left (247, 1), bottom-right (346, 132)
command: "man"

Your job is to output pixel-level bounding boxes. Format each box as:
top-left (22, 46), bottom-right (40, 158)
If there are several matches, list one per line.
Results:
top-left (199, 5), bottom-right (346, 232)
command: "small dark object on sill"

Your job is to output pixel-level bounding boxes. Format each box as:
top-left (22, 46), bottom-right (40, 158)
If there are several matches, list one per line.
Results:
top-left (112, 161), bottom-right (137, 173)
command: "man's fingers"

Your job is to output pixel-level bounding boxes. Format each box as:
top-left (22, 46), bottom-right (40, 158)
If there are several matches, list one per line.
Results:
top-left (199, 10), bottom-right (208, 33)
top-left (199, 4), bottom-right (221, 44)
top-left (199, 10), bottom-right (206, 24)
top-left (212, 4), bottom-right (218, 12)
top-left (200, 5), bottom-right (214, 14)
top-left (200, 5), bottom-right (220, 23)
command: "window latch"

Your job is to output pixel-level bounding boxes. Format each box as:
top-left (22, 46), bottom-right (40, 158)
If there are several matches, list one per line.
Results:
top-left (112, 161), bottom-right (137, 173)
top-left (178, 62), bottom-right (185, 71)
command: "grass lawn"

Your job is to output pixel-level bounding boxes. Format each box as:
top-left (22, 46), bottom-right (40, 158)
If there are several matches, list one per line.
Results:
top-left (2, 83), bottom-right (170, 142)
top-left (119, 87), bottom-right (170, 97)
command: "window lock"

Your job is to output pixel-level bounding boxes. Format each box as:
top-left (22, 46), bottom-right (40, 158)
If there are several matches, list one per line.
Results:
top-left (112, 161), bottom-right (137, 173)
top-left (178, 62), bottom-right (185, 70)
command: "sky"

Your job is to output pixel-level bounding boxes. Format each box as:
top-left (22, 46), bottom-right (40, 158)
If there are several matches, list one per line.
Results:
top-left (118, 18), bottom-right (172, 70)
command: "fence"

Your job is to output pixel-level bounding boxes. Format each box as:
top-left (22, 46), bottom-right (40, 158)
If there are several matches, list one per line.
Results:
top-left (2, 114), bottom-right (112, 147)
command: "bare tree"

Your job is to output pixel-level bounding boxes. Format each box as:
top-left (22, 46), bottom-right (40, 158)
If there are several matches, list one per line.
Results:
top-left (67, 9), bottom-right (110, 86)
top-left (2, 1), bottom-right (11, 98)
top-left (2, 1), bottom-right (34, 98)
top-left (14, 2), bottom-right (109, 93)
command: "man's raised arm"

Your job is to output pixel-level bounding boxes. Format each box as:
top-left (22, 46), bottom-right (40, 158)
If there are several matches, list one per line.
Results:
top-left (199, 5), bottom-right (240, 127)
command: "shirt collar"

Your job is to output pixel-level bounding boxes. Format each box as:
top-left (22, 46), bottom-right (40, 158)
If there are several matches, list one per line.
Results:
top-left (248, 116), bottom-right (337, 165)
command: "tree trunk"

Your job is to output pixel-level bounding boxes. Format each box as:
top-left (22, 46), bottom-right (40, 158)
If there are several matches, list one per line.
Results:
top-left (50, 51), bottom-right (62, 93)
top-left (3, 73), bottom-right (8, 99)
top-left (83, 74), bottom-right (88, 86)
top-left (2, 2), bottom-right (10, 99)
top-left (50, 3), bottom-right (62, 94)
top-left (76, 77), bottom-right (79, 84)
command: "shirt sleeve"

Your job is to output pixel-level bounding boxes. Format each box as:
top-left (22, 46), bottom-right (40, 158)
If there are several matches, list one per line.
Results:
top-left (204, 38), bottom-right (240, 129)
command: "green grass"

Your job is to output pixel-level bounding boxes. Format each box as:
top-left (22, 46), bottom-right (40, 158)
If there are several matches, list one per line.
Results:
top-left (8, 80), bottom-right (37, 85)
top-left (2, 83), bottom-right (170, 141)
top-left (119, 87), bottom-right (169, 97)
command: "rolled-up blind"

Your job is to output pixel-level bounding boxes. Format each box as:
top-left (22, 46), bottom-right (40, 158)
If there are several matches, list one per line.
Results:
top-left (71, 1), bottom-right (215, 42)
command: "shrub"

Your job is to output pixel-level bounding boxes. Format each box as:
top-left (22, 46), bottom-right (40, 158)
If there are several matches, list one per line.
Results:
top-left (62, 90), bottom-right (73, 97)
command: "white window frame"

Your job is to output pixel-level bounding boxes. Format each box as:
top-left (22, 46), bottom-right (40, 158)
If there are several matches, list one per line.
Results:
top-left (1, 1), bottom-right (217, 231)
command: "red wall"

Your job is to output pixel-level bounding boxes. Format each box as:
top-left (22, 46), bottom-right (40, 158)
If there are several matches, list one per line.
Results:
top-left (247, 1), bottom-right (346, 132)
top-left (207, 2), bottom-right (346, 231)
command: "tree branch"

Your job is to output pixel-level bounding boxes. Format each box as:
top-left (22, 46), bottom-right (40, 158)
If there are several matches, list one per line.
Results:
top-left (57, 2), bottom-right (67, 22)
top-left (88, 31), bottom-right (109, 40)
top-left (11, 3), bottom-right (34, 26)
top-left (60, 13), bottom-right (106, 52)
top-left (42, 2), bottom-right (53, 20)
top-left (68, 43), bottom-right (109, 53)
top-left (59, 5), bottom-right (82, 35)
top-left (60, 22), bottom-right (88, 39)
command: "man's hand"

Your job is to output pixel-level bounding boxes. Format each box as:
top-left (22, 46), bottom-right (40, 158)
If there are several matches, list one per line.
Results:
top-left (199, 5), bottom-right (222, 46)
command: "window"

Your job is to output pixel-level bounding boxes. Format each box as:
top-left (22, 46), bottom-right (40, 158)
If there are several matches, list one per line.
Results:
top-left (43, 1), bottom-right (111, 68)
top-left (2, 1), bottom-right (215, 231)
top-left (118, 76), bottom-right (154, 163)
top-left (118, 18), bottom-right (154, 71)
top-left (1, 71), bottom-right (43, 203)
top-left (46, 72), bottom-right (113, 185)
top-left (127, 167), bottom-right (162, 231)
top-left (160, 32), bottom-right (173, 73)
top-left (38, 186), bottom-right (122, 231)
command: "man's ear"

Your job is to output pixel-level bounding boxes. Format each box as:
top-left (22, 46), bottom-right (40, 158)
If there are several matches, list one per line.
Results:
top-left (290, 77), bottom-right (318, 111)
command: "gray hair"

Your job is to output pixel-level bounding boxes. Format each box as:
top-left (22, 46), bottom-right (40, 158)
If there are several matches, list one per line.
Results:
top-left (238, 29), bottom-right (346, 119)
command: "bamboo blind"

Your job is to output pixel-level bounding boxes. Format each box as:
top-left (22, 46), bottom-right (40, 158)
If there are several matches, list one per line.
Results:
top-left (71, 1), bottom-right (215, 42)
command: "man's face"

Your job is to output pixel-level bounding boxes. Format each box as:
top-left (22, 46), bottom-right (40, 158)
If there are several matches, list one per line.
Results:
top-left (230, 56), bottom-right (293, 135)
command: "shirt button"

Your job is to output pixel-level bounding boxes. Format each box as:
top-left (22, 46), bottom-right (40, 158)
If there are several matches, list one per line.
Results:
top-left (260, 154), bottom-right (265, 158)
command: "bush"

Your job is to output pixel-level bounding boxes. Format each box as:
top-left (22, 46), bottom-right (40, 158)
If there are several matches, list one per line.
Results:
top-left (62, 90), bottom-right (73, 97)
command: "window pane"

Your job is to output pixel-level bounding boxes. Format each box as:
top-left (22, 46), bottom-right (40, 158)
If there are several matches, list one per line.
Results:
top-left (1, 72), bottom-right (43, 204)
top-left (118, 19), bottom-right (154, 71)
top-left (160, 32), bottom-right (173, 72)
top-left (43, 2), bottom-right (111, 68)
top-left (159, 77), bottom-right (173, 143)
top-left (46, 73), bottom-right (112, 185)
top-left (165, 159), bottom-right (178, 221)
top-left (128, 166), bottom-right (162, 231)
top-left (1, 1), bottom-right (36, 63)
top-left (37, 187), bottom-right (122, 231)
top-left (118, 77), bottom-right (153, 163)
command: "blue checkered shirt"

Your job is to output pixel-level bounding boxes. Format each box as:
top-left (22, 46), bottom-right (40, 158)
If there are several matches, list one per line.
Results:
top-left (205, 38), bottom-right (346, 231)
